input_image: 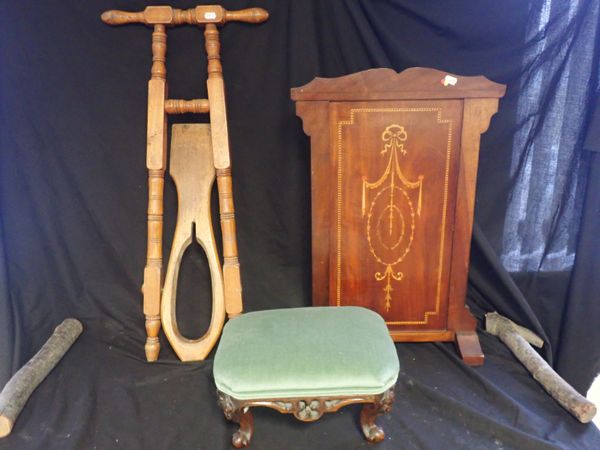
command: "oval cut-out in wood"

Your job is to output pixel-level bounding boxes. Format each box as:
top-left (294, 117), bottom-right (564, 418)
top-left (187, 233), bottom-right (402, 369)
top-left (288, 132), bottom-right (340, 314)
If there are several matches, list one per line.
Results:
top-left (175, 232), bottom-right (214, 339)
top-left (161, 123), bottom-right (225, 361)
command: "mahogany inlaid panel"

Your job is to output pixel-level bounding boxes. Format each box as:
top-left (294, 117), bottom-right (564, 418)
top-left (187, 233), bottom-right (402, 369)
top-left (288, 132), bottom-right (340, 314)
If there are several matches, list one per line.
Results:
top-left (330, 101), bottom-right (463, 331)
top-left (292, 68), bottom-right (505, 365)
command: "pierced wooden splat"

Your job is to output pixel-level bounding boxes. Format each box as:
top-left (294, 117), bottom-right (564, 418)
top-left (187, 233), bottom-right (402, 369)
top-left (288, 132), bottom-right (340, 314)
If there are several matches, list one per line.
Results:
top-left (161, 124), bottom-right (225, 361)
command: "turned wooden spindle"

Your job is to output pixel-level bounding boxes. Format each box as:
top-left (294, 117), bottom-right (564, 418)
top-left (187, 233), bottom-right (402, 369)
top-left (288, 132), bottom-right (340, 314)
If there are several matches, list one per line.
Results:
top-left (143, 24), bottom-right (168, 362)
top-left (205, 24), bottom-right (243, 318)
top-left (165, 98), bottom-right (210, 115)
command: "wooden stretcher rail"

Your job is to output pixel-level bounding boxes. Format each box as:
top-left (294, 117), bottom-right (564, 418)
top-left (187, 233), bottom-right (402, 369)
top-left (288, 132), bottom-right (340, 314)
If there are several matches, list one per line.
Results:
top-left (165, 99), bottom-right (210, 115)
top-left (101, 5), bottom-right (268, 27)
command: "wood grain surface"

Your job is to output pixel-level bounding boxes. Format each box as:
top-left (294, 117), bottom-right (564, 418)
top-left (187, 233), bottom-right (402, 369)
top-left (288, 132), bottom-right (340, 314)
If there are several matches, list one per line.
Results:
top-left (161, 124), bottom-right (225, 361)
top-left (293, 68), bottom-right (506, 365)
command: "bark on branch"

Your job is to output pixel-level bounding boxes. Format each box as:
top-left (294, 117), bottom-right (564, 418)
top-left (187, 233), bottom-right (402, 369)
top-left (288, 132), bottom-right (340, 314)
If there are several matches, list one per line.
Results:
top-left (0, 318), bottom-right (83, 437)
top-left (486, 312), bottom-right (596, 423)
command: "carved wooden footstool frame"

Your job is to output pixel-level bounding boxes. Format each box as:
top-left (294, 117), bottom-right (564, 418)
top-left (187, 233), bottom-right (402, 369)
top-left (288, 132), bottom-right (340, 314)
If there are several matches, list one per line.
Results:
top-left (217, 387), bottom-right (396, 448)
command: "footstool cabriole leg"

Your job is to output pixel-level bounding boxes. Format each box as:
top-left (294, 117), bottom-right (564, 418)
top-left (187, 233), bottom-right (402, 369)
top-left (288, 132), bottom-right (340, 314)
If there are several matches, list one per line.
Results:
top-left (218, 391), bottom-right (254, 448)
top-left (360, 388), bottom-right (395, 443)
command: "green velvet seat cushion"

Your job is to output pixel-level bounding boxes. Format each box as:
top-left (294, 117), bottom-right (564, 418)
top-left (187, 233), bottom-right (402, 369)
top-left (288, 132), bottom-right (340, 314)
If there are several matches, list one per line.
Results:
top-left (213, 306), bottom-right (399, 400)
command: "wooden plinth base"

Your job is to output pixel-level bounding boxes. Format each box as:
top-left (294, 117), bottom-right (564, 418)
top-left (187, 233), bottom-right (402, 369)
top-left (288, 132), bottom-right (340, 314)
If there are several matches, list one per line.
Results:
top-left (455, 331), bottom-right (484, 366)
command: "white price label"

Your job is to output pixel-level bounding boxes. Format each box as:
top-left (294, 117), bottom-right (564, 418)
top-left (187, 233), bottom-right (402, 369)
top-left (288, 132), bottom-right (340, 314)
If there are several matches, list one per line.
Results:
top-left (442, 75), bottom-right (458, 87)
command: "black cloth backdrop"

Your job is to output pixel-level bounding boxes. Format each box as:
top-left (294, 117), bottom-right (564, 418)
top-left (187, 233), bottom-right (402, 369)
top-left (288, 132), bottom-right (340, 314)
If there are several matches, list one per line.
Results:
top-left (1, 0), bottom-right (599, 449)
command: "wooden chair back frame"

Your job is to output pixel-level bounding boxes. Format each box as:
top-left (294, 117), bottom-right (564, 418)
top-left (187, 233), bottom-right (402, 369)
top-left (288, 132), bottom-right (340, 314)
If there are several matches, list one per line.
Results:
top-left (101, 5), bottom-right (269, 361)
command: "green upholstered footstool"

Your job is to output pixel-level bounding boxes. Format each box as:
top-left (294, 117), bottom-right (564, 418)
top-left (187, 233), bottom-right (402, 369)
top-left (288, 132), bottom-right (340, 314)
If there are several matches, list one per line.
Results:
top-left (213, 306), bottom-right (399, 448)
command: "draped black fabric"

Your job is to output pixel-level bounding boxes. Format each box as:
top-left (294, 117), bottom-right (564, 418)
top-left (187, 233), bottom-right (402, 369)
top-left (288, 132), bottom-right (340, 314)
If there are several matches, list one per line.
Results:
top-left (1, 0), bottom-right (599, 448)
